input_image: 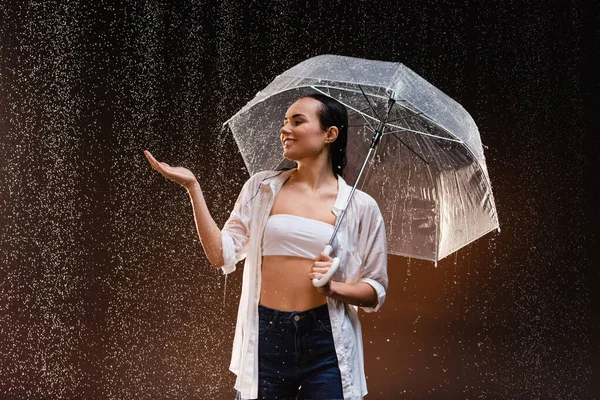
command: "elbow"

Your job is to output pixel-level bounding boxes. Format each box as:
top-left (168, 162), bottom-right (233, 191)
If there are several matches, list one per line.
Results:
top-left (211, 253), bottom-right (236, 275)
top-left (209, 251), bottom-right (225, 271)
top-left (360, 284), bottom-right (378, 308)
top-left (359, 278), bottom-right (386, 313)
top-left (365, 291), bottom-right (382, 311)
top-left (362, 296), bottom-right (385, 313)
top-left (219, 231), bottom-right (238, 275)
top-left (204, 243), bottom-right (226, 271)
top-left (360, 296), bottom-right (378, 310)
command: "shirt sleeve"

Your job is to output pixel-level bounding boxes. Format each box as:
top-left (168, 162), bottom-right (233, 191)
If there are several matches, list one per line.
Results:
top-left (357, 199), bottom-right (388, 313)
top-left (219, 175), bottom-right (256, 275)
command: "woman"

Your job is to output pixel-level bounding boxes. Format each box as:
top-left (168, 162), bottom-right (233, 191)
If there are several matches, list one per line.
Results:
top-left (144, 94), bottom-right (388, 400)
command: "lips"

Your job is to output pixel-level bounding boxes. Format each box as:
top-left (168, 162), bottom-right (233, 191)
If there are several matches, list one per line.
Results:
top-left (283, 139), bottom-right (296, 146)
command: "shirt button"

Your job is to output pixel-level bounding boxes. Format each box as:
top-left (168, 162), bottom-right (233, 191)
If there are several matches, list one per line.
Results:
top-left (294, 315), bottom-right (300, 321)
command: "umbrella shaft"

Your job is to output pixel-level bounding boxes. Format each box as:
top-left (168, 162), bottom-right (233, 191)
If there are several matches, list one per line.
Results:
top-left (370, 98), bottom-right (394, 148)
top-left (370, 129), bottom-right (384, 148)
top-left (327, 97), bottom-right (394, 247)
top-left (328, 144), bottom-right (376, 246)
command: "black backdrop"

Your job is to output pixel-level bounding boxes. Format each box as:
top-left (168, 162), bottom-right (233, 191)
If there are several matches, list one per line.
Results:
top-left (0, 1), bottom-right (598, 399)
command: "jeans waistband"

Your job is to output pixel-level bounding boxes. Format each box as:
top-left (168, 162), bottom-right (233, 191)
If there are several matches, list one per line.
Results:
top-left (258, 302), bottom-right (330, 324)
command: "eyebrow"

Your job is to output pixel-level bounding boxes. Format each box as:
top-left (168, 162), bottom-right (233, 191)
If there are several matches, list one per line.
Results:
top-left (283, 113), bottom-right (306, 121)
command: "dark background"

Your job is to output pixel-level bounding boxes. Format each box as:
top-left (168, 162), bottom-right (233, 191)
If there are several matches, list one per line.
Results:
top-left (0, 1), bottom-right (597, 399)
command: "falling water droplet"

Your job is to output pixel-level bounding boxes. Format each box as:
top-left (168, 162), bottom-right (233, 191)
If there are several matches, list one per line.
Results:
top-left (223, 273), bottom-right (228, 308)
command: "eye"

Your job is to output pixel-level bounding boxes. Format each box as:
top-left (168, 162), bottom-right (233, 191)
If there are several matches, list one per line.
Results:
top-left (280, 120), bottom-right (302, 127)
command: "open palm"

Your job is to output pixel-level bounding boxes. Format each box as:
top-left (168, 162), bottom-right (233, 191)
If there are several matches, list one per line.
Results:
top-left (144, 150), bottom-right (197, 190)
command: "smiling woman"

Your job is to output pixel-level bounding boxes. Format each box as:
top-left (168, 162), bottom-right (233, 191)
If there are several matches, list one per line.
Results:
top-left (279, 95), bottom-right (348, 178)
top-left (262, 96), bottom-right (346, 312)
top-left (145, 94), bottom-right (388, 400)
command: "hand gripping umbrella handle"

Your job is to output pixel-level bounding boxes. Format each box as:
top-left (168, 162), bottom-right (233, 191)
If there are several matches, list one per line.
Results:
top-left (312, 244), bottom-right (340, 287)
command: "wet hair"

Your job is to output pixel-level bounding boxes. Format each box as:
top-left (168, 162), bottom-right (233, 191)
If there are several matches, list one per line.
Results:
top-left (300, 93), bottom-right (348, 178)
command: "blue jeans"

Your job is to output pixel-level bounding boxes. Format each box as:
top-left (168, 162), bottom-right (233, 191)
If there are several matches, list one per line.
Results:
top-left (236, 303), bottom-right (344, 400)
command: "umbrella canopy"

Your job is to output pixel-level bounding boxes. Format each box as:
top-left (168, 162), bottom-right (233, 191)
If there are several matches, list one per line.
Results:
top-left (223, 54), bottom-right (499, 263)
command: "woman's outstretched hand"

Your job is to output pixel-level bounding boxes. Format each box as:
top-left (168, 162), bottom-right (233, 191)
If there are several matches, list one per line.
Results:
top-left (310, 252), bottom-right (334, 295)
top-left (144, 150), bottom-right (198, 190)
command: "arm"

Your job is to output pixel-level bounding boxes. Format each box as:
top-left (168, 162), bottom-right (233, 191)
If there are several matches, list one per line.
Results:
top-left (218, 174), bottom-right (258, 275)
top-left (144, 150), bottom-right (225, 270)
top-left (322, 280), bottom-right (378, 308)
top-left (356, 202), bottom-right (388, 313)
top-left (310, 251), bottom-right (380, 308)
top-left (310, 198), bottom-right (388, 312)
top-left (186, 181), bottom-right (225, 270)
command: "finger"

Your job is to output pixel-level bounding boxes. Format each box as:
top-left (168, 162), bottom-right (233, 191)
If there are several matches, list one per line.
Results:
top-left (313, 261), bottom-right (332, 268)
top-left (145, 152), bottom-right (160, 169)
top-left (146, 152), bottom-right (165, 171)
top-left (145, 150), bottom-right (157, 163)
top-left (313, 254), bottom-right (327, 262)
top-left (311, 267), bottom-right (329, 274)
top-left (151, 160), bottom-right (164, 172)
top-left (149, 157), bottom-right (166, 172)
top-left (144, 151), bottom-right (154, 166)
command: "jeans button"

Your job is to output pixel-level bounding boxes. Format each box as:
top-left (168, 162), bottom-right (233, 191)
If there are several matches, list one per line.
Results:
top-left (294, 315), bottom-right (300, 321)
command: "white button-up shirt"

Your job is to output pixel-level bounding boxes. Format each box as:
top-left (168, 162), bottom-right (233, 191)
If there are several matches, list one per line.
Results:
top-left (221, 168), bottom-right (388, 400)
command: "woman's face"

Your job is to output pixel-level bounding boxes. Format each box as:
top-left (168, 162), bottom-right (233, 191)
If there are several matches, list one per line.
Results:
top-left (280, 97), bottom-right (329, 162)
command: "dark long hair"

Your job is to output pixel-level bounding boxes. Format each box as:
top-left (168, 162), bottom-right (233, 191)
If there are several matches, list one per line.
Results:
top-left (301, 93), bottom-right (348, 178)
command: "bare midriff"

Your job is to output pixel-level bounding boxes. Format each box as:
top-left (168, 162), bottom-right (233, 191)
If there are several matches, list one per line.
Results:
top-left (259, 168), bottom-right (338, 312)
top-left (260, 255), bottom-right (328, 311)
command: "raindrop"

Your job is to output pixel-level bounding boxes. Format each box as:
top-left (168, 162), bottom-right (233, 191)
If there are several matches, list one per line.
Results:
top-left (223, 273), bottom-right (228, 307)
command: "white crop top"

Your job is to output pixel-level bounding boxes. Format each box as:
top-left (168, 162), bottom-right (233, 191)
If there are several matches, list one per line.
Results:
top-left (262, 214), bottom-right (335, 259)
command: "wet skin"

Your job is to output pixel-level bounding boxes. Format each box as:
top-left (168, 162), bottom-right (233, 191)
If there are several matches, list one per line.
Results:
top-left (260, 97), bottom-right (340, 312)
top-left (259, 171), bottom-right (339, 311)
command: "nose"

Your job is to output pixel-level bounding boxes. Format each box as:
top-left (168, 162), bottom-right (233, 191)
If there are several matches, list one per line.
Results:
top-left (280, 122), bottom-right (292, 135)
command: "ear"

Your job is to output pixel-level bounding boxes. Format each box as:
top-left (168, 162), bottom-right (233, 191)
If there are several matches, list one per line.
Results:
top-left (325, 126), bottom-right (339, 143)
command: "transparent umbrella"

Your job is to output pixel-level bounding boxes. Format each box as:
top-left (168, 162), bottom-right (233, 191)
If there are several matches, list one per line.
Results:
top-left (224, 54), bottom-right (500, 284)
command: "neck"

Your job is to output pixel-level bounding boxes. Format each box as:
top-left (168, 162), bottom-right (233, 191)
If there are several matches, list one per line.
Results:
top-left (291, 161), bottom-right (336, 192)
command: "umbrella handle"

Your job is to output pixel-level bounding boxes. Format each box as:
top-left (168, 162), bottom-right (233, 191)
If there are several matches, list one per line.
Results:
top-left (312, 244), bottom-right (340, 288)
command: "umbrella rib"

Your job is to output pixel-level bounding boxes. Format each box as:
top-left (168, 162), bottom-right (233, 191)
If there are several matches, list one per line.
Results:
top-left (358, 112), bottom-right (377, 132)
top-left (312, 85), bottom-right (393, 101)
top-left (348, 123), bottom-right (371, 128)
top-left (348, 107), bottom-right (377, 131)
top-left (385, 111), bottom-right (425, 124)
top-left (364, 124), bottom-right (377, 135)
top-left (388, 133), bottom-right (429, 164)
top-left (347, 106), bottom-right (373, 117)
top-left (358, 84), bottom-right (382, 121)
top-left (383, 127), bottom-right (463, 143)
top-left (393, 100), bottom-right (421, 115)
top-left (394, 101), bottom-right (463, 140)
top-left (310, 85), bottom-right (378, 132)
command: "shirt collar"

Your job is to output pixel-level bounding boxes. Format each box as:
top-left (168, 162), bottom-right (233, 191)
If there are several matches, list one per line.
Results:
top-left (259, 168), bottom-right (352, 217)
top-left (332, 174), bottom-right (352, 217)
